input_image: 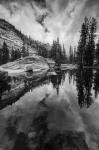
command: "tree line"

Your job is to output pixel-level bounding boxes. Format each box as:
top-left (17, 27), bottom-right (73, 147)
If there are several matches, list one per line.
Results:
top-left (37, 38), bottom-right (77, 64)
top-left (0, 39), bottom-right (77, 65)
top-left (0, 41), bottom-right (29, 65)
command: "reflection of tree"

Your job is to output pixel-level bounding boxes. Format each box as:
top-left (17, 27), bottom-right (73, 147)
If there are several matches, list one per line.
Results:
top-left (94, 69), bottom-right (99, 98)
top-left (24, 76), bottom-right (49, 92)
top-left (12, 132), bottom-right (30, 150)
top-left (5, 117), bottom-right (17, 140)
top-left (76, 68), bottom-right (93, 108)
top-left (50, 71), bottom-right (65, 95)
top-left (68, 69), bottom-right (77, 85)
top-left (30, 111), bottom-right (48, 150)
top-left (5, 115), bottom-right (30, 150)
top-left (0, 78), bottom-right (11, 100)
top-left (0, 75), bottom-right (49, 109)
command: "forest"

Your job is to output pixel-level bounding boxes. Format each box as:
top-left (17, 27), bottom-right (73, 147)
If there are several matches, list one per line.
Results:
top-left (0, 17), bottom-right (99, 67)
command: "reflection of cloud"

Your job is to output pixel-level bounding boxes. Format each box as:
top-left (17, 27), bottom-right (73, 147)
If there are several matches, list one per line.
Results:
top-left (47, 98), bottom-right (85, 133)
top-left (1, 75), bottom-right (99, 150)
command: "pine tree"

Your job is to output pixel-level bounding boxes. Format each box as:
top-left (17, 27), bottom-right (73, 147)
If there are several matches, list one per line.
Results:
top-left (77, 17), bottom-right (97, 67)
top-left (62, 44), bottom-right (66, 63)
top-left (11, 47), bottom-right (15, 61)
top-left (0, 48), bottom-right (3, 65)
top-left (55, 38), bottom-right (62, 64)
top-left (69, 45), bottom-right (74, 64)
top-left (77, 17), bottom-right (89, 66)
top-left (2, 41), bottom-right (9, 64)
top-left (74, 47), bottom-right (77, 64)
top-left (96, 39), bottom-right (99, 65)
top-left (50, 40), bottom-right (57, 61)
top-left (89, 17), bottom-right (97, 66)
top-left (21, 44), bottom-right (29, 57)
top-left (17, 49), bottom-right (21, 59)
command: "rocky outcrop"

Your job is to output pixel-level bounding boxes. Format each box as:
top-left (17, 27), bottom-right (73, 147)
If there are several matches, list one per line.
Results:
top-left (0, 19), bottom-right (37, 54)
top-left (0, 19), bottom-right (51, 56)
top-left (0, 19), bottom-right (21, 50)
top-left (0, 54), bottom-right (49, 78)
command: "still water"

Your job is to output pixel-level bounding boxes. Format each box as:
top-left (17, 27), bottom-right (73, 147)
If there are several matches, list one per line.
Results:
top-left (0, 69), bottom-right (99, 150)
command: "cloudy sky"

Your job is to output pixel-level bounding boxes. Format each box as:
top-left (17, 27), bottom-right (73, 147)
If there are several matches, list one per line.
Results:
top-left (0, 0), bottom-right (99, 49)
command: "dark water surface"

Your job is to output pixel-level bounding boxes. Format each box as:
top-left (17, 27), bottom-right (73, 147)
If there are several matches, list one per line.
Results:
top-left (0, 69), bottom-right (99, 150)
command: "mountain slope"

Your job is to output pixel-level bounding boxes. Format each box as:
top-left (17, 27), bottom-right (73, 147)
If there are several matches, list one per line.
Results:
top-left (0, 19), bottom-right (51, 56)
top-left (0, 19), bottom-right (38, 54)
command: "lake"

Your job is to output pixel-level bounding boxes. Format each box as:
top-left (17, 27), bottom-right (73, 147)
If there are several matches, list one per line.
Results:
top-left (0, 68), bottom-right (99, 150)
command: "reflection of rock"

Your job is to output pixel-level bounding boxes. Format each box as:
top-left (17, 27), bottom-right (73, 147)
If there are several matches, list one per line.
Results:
top-left (0, 71), bottom-right (8, 81)
top-left (0, 70), bottom-right (49, 109)
top-left (12, 132), bottom-right (30, 150)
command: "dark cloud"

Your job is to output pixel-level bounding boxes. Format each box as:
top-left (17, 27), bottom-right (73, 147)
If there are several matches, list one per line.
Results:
top-left (85, 0), bottom-right (99, 8)
top-left (0, 0), bottom-right (47, 18)
top-left (84, 0), bottom-right (99, 19)
top-left (36, 13), bottom-right (49, 32)
top-left (45, 0), bottom-right (70, 14)
top-left (57, 0), bottom-right (69, 11)
top-left (0, 0), bottom-right (46, 8)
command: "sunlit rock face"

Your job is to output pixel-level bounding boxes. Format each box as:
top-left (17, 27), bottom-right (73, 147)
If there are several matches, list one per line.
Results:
top-left (0, 19), bottom-right (23, 49)
top-left (0, 54), bottom-right (49, 72)
top-left (0, 19), bottom-right (37, 54)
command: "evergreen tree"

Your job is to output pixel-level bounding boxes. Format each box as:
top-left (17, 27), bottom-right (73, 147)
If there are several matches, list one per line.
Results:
top-left (11, 47), bottom-right (15, 61)
top-left (21, 44), bottom-right (29, 57)
top-left (55, 38), bottom-right (62, 64)
top-left (0, 48), bottom-right (3, 65)
top-left (62, 44), bottom-right (66, 63)
top-left (2, 41), bottom-right (9, 64)
top-left (96, 39), bottom-right (99, 65)
top-left (77, 17), bottom-right (97, 67)
top-left (89, 17), bottom-right (97, 66)
top-left (11, 48), bottom-right (21, 61)
top-left (14, 49), bottom-right (21, 60)
top-left (69, 45), bottom-right (74, 64)
top-left (77, 17), bottom-right (89, 66)
top-left (50, 40), bottom-right (57, 61)
top-left (17, 49), bottom-right (21, 59)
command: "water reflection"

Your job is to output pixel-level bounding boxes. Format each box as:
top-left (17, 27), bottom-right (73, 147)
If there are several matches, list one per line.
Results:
top-left (5, 117), bottom-right (17, 141)
top-left (1, 69), bottom-right (99, 150)
top-left (0, 71), bottom-right (66, 109)
top-left (50, 71), bottom-right (65, 95)
top-left (94, 69), bottom-right (99, 98)
top-left (76, 68), bottom-right (94, 108)
top-left (0, 74), bottom-right (50, 109)
top-left (3, 94), bottom-right (89, 150)
top-left (29, 103), bottom-right (89, 150)
top-left (13, 133), bottom-right (30, 150)
top-left (0, 69), bottom-right (99, 109)
top-left (0, 78), bottom-right (11, 99)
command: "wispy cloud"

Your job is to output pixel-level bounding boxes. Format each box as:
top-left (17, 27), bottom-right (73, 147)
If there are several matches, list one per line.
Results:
top-left (0, 0), bottom-right (99, 50)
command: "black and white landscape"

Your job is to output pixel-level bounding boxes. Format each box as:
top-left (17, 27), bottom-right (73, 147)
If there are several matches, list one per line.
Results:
top-left (0, 0), bottom-right (99, 150)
